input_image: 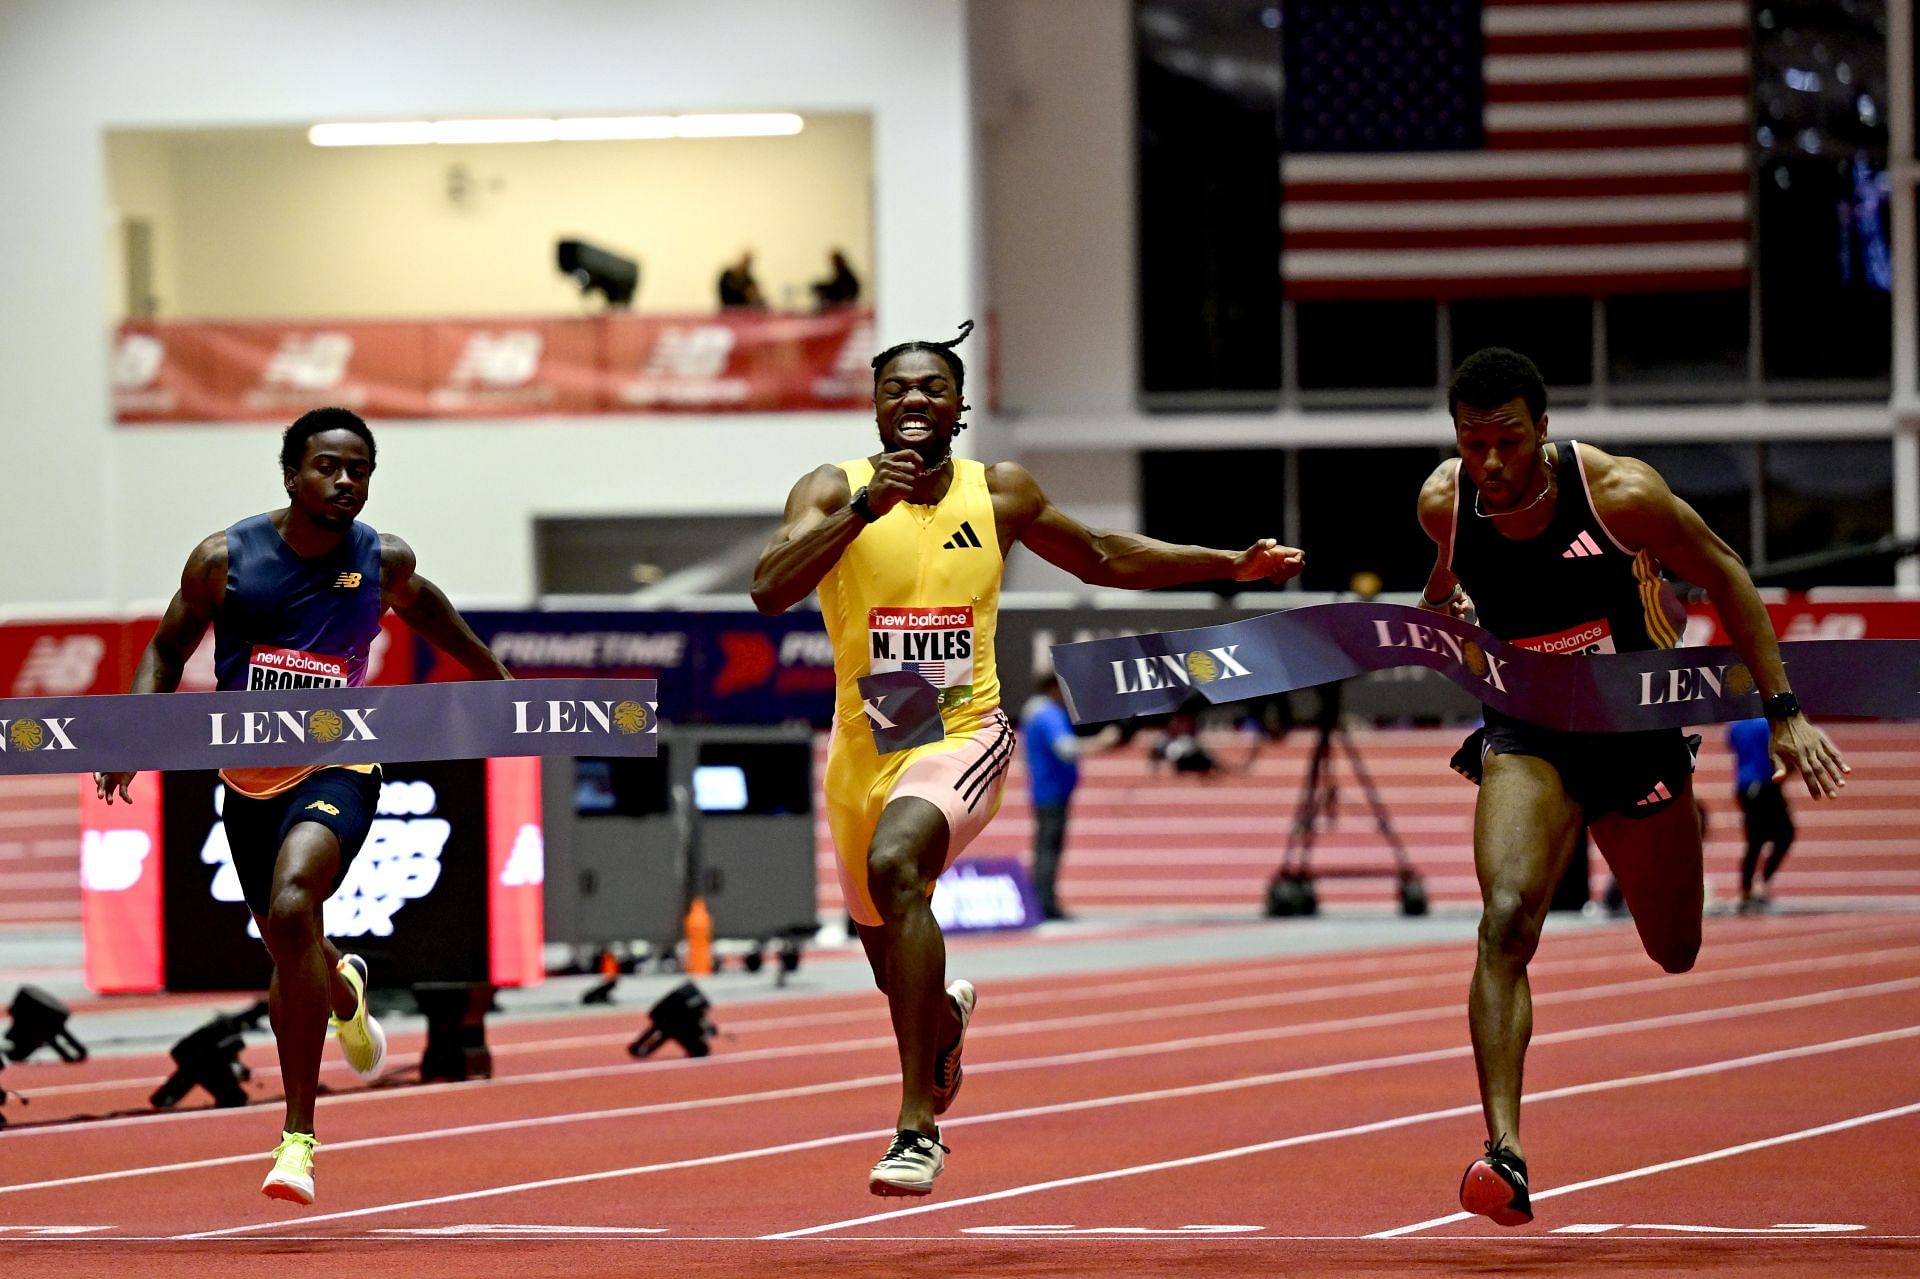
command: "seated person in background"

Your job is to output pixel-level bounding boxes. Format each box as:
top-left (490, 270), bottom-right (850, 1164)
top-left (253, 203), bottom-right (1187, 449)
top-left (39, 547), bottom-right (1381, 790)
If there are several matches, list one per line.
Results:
top-left (812, 249), bottom-right (862, 308)
top-left (718, 250), bottom-right (766, 309)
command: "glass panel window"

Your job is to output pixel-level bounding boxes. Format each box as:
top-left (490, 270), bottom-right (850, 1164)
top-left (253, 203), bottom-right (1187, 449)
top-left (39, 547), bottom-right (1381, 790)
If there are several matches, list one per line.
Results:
top-left (1137, 2), bottom-right (1285, 402)
top-left (1450, 297), bottom-right (1592, 395)
top-left (1763, 439), bottom-right (1896, 585)
top-left (1140, 448), bottom-right (1289, 592)
top-left (1754, 1), bottom-right (1891, 386)
top-left (1297, 446), bottom-right (1452, 591)
top-left (1295, 299), bottom-right (1437, 392)
top-left (1606, 291), bottom-right (1749, 392)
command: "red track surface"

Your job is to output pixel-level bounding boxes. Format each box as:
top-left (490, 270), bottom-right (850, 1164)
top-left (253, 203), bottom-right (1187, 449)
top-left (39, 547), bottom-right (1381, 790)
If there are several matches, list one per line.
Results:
top-left (3, 911), bottom-right (1918, 1275)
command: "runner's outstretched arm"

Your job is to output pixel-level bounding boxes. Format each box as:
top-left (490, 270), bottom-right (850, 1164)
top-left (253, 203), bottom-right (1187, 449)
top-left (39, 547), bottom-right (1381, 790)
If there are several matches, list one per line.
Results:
top-left (992, 462), bottom-right (1302, 589)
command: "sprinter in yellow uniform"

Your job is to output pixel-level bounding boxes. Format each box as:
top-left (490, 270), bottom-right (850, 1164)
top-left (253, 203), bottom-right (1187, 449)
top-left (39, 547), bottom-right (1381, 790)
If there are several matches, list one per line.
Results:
top-left (753, 321), bottom-right (1305, 1197)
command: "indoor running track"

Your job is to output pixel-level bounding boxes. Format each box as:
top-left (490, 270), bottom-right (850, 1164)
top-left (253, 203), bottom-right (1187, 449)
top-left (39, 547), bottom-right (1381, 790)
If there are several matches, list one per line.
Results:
top-left (3, 912), bottom-right (1919, 1277)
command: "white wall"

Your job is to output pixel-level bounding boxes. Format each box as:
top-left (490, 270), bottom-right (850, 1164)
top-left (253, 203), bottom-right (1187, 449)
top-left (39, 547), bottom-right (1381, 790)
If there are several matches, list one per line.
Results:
top-left (0, 0), bottom-right (976, 609)
top-left (109, 118), bottom-right (872, 318)
top-left (975, 0), bottom-right (1136, 420)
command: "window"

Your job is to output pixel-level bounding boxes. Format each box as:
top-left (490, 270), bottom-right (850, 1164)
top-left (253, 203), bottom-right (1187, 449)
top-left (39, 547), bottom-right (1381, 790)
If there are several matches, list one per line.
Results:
top-left (1140, 448), bottom-right (1288, 590)
top-left (1762, 440), bottom-right (1895, 585)
top-left (1296, 446), bottom-right (1450, 591)
top-left (1450, 297), bottom-right (1592, 397)
top-left (1136, 1), bottom-right (1285, 403)
top-left (1605, 292), bottom-right (1749, 395)
top-left (1295, 300), bottom-right (1437, 395)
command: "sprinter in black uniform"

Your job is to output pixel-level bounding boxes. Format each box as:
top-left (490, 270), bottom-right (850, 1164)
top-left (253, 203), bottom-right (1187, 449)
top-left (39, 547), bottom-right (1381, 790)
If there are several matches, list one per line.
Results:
top-left (1417, 349), bottom-right (1850, 1227)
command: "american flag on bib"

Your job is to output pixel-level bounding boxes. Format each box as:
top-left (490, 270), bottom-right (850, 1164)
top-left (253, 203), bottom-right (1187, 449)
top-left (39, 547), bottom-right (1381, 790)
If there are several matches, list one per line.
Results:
top-left (904, 661), bottom-right (948, 685)
top-left (1282, 0), bottom-right (1751, 300)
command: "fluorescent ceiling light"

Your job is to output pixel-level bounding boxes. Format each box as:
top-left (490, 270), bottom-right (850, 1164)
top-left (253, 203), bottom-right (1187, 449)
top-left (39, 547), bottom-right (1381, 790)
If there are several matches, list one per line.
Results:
top-left (670, 113), bottom-right (806, 138)
top-left (308, 113), bottom-right (804, 147)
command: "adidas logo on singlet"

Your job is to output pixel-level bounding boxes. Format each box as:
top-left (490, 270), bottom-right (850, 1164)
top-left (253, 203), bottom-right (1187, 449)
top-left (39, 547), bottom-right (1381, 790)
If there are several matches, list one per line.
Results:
top-left (1636, 781), bottom-right (1674, 807)
top-left (1561, 531), bottom-right (1603, 560)
top-left (943, 521), bottom-right (984, 550)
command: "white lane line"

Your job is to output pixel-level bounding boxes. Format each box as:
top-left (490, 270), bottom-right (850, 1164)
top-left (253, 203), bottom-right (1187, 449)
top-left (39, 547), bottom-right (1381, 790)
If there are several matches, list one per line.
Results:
top-left (13, 913), bottom-right (1903, 1108)
top-left (758, 1027), bottom-right (1920, 1240)
top-left (26, 1231), bottom-right (1920, 1246)
top-left (166, 1017), bottom-right (1920, 1240)
top-left (1368, 1101), bottom-right (1920, 1239)
top-left (13, 931), bottom-right (1920, 1143)
top-left (10, 972), bottom-right (1916, 1196)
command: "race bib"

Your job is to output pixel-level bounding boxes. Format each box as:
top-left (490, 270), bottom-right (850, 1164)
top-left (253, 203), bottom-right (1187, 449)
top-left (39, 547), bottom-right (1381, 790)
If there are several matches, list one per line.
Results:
top-left (247, 645), bottom-right (349, 690)
top-left (868, 607), bottom-right (975, 708)
top-left (1511, 619), bottom-right (1616, 657)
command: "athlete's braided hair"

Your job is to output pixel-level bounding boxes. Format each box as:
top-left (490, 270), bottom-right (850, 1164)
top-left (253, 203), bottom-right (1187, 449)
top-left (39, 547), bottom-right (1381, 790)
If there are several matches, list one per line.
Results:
top-left (871, 320), bottom-right (975, 434)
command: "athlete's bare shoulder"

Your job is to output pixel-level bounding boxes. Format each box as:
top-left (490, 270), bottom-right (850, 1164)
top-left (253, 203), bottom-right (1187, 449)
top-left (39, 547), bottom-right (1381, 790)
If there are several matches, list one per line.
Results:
top-left (1417, 459), bottom-right (1460, 541)
top-left (1574, 443), bottom-right (1670, 524)
top-left (180, 530), bottom-right (230, 607)
top-left (185, 529), bottom-right (228, 570)
top-left (985, 460), bottom-right (1045, 529)
top-left (377, 531), bottom-right (417, 570)
top-left (785, 463), bottom-right (854, 519)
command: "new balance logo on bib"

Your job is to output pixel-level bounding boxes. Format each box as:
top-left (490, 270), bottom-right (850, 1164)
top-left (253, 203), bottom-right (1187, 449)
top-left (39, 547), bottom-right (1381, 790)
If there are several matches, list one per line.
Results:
top-left (868, 607), bottom-right (976, 708)
top-left (247, 645), bottom-right (349, 691)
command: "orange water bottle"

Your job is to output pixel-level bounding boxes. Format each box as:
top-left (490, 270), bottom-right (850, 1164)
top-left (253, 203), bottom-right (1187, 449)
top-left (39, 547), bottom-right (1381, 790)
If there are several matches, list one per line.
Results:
top-left (685, 897), bottom-right (713, 975)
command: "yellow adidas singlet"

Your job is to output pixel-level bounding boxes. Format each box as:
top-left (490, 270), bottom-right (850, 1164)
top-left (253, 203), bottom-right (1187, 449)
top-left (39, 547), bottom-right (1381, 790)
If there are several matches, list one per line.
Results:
top-left (818, 456), bottom-right (1013, 924)
top-left (819, 456), bottom-right (1003, 738)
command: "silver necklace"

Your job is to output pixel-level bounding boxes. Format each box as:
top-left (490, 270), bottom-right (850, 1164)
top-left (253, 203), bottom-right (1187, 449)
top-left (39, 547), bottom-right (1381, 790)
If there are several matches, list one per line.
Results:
top-left (1473, 462), bottom-right (1554, 520)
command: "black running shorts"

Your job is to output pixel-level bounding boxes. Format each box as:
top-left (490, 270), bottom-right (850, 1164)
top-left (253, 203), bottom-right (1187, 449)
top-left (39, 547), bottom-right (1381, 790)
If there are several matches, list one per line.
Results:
top-left (221, 767), bottom-right (382, 915)
top-left (1451, 707), bottom-right (1700, 821)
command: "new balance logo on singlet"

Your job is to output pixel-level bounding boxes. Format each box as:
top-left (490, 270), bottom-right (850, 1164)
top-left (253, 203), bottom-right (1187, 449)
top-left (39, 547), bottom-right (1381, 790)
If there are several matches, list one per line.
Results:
top-left (334, 572), bottom-right (364, 589)
top-left (943, 521), bottom-right (984, 550)
top-left (1561, 531), bottom-right (1603, 560)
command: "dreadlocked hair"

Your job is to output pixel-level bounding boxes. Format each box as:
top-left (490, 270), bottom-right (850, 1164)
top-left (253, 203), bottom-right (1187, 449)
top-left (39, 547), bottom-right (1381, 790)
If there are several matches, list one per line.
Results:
top-left (871, 320), bottom-right (975, 432)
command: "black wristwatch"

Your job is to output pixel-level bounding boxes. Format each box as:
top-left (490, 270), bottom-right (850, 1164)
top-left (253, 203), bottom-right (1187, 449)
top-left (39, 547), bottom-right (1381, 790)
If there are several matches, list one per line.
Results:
top-left (1762, 690), bottom-right (1802, 721)
top-left (848, 485), bottom-right (880, 524)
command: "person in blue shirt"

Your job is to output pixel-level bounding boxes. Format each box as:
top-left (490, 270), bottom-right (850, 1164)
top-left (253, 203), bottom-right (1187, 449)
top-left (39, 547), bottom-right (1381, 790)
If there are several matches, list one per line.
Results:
top-left (1728, 717), bottom-right (1795, 912)
top-left (1020, 672), bottom-right (1115, 921)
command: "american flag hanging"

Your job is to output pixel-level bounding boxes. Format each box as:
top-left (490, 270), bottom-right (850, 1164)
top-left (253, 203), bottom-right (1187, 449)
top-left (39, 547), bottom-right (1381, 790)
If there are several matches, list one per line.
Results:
top-left (1281, 1), bottom-right (1751, 300)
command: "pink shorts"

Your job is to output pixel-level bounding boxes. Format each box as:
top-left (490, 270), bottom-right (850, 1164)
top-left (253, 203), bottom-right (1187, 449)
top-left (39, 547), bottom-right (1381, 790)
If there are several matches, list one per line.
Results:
top-left (824, 707), bottom-right (1015, 926)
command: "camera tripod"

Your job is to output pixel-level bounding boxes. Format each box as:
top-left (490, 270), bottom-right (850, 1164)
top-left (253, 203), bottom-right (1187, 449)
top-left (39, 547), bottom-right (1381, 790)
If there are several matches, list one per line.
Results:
top-left (1265, 687), bottom-right (1428, 917)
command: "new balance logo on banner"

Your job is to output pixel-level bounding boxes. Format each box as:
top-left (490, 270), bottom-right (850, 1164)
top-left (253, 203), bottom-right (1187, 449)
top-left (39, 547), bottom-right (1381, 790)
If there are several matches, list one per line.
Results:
top-left (1562, 531), bottom-right (1603, 560)
top-left (943, 521), bottom-right (984, 550)
top-left (448, 330), bottom-right (542, 388)
top-left (262, 333), bottom-right (353, 390)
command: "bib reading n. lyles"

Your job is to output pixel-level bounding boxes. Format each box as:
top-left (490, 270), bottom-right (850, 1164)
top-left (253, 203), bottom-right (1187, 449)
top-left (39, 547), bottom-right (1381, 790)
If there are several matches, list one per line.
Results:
top-left (819, 457), bottom-right (1003, 742)
top-left (212, 513), bottom-right (384, 798)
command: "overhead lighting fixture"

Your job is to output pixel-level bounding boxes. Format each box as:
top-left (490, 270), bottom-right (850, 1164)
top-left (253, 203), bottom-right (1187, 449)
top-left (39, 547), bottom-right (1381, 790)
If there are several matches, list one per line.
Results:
top-left (309, 113), bottom-right (804, 147)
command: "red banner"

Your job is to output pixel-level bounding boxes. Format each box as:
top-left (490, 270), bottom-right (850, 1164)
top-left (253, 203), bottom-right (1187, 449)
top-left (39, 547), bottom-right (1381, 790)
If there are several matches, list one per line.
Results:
top-left (113, 309), bottom-right (874, 422)
top-left (78, 774), bottom-right (165, 993)
top-left (486, 756), bottom-right (545, 988)
top-left (0, 622), bottom-right (126, 697)
top-left (1684, 598), bottom-right (1920, 645)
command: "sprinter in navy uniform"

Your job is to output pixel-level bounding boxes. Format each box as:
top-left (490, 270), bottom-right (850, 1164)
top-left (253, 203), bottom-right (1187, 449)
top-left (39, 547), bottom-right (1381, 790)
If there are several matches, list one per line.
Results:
top-left (1417, 349), bottom-right (1849, 1227)
top-left (96, 407), bottom-right (508, 1206)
